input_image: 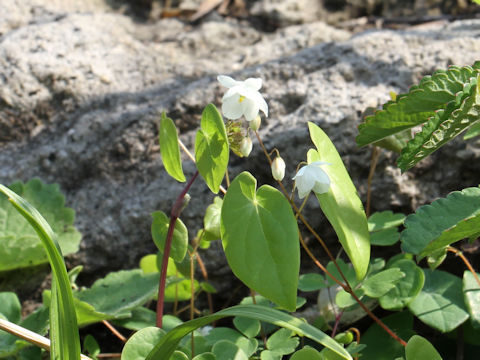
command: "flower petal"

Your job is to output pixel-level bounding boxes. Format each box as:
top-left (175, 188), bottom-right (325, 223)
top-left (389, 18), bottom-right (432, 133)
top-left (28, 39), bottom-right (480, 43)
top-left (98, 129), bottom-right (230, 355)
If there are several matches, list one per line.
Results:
top-left (222, 95), bottom-right (244, 119)
top-left (222, 85), bottom-right (242, 101)
top-left (294, 167), bottom-right (316, 199)
top-left (242, 99), bottom-right (260, 121)
top-left (250, 91), bottom-right (268, 117)
top-left (311, 167), bottom-right (331, 195)
top-left (244, 78), bottom-right (262, 91)
top-left (217, 75), bottom-right (237, 88)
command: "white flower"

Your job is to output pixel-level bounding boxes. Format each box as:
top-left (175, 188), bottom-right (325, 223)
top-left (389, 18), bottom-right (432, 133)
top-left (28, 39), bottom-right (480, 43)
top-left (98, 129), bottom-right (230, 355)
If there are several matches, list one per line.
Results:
top-left (217, 75), bottom-right (268, 121)
top-left (271, 156), bottom-right (286, 181)
top-left (292, 162), bottom-right (331, 199)
top-left (239, 137), bottom-right (253, 157)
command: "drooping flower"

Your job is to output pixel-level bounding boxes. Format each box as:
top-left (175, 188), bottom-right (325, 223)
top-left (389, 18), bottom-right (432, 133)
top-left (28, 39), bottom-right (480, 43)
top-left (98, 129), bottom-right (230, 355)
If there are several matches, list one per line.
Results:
top-left (217, 75), bottom-right (268, 121)
top-left (292, 162), bottom-right (331, 199)
top-left (271, 156), bottom-right (286, 181)
top-left (239, 137), bottom-right (253, 157)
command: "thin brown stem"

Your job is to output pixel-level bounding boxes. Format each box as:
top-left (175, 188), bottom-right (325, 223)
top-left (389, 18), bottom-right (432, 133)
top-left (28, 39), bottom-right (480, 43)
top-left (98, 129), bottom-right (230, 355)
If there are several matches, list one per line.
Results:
top-left (97, 354), bottom-right (122, 359)
top-left (196, 252), bottom-right (214, 315)
top-left (157, 171), bottom-right (199, 328)
top-left (225, 168), bottom-right (231, 187)
top-left (448, 246), bottom-right (480, 287)
top-left (102, 320), bottom-right (127, 343)
top-left (366, 146), bottom-right (379, 217)
top-left (347, 327), bottom-right (361, 360)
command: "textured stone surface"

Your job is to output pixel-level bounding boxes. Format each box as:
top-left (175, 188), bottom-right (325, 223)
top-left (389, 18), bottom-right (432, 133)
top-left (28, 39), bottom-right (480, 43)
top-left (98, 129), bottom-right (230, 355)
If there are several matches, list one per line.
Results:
top-left (1, 1), bottom-right (480, 292)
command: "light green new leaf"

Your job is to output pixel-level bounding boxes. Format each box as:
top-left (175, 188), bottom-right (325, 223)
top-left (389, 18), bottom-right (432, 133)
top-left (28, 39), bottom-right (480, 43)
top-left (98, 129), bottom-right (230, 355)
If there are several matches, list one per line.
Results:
top-left (308, 122), bottom-right (370, 280)
top-left (144, 305), bottom-right (352, 360)
top-left (0, 183), bottom-right (81, 360)
top-left (266, 328), bottom-right (299, 355)
top-left (0, 179), bottom-right (81, 271)
top-left (368, 211), bottom-right (406, 232)
top-left (195, 104), bottom-right (229, 193)
top-left (159, 112), bottom-right (186, 182)
top-left (121, 327), bottom-right (166, 360)
top-left (379, 259), bottom-right (425, 310)
top-left (463, 271), bottom-right (480, 328)
top-left (221, 172), bottom-right (299, 311)
top-left (361, 268), bottom-right (405, 298)
top-left (151, 211), bottom-right (188, 262)
top-left (405, 335), bottom-right (442, 360)
top-left (408, 269), bottom-right (469, 332)
top-left (204, 197), bottom-right (223, 239)
top-left (0, 292), bottom-right (21, 324)
top-left (401, 187), bottom-right (480, 257)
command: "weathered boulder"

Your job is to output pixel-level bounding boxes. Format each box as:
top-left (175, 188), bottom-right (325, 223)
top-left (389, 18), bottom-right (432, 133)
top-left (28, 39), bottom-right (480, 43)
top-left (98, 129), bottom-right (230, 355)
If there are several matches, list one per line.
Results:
top-left (1, 0), bottom-right (480, 294)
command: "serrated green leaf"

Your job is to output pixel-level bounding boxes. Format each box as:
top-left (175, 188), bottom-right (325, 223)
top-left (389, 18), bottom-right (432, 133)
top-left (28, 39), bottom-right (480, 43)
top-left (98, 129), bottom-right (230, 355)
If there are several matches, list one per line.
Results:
top-left (151, 211), bottom-right (188, 262)
top-left (195, 104), bottom-right (229, 193)
top-left (401, 187), bottom-right (480, 256)
top-left (379, 259), bottom-right (425, 310)
top-left (221, 172), bottom-right (299, 311)
top-left (0, 179), bottom-right (82, 271)
top-left (398, 77), bottom-right (480, 171)
top-left (159, 112), bottom-right (186, 182)
top-left (408, 269), bottom-right (469, 332)
top-left (308, 123), bottom-right (370, 280)
top-left (373, 130), bottom-right (411, 153)
top-left (361, 311), bottom-right (415, 360)
top-left (204, 197), bottom-right (222, 239)
top-left (145, 305), bottom-right (352, 360)
top-left (368, 211), bottom-right (406, 232)
top-left (463, 120), bottom-right (480, 139)
top-left (266, 328), bottom-right (299, 355)
top-left (357, 65), bottom-right (478, 146)
top-left (362, 268), bottom-right (405, 298)
top-left (298, 273), bottom-right (327, 291)
top-left (75, 269), bottom-right (159, 317)
top-left (290, 346), bottom-right (322, 360)
top-left (405, 335), bottom-right (442, 360)
top-left (463, 271), bottom-right (480, 328)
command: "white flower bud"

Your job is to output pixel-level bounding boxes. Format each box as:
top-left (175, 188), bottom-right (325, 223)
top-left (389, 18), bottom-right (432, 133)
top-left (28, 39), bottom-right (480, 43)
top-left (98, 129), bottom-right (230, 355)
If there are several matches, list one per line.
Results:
top-left (271, 156), bottom-right (286, 181)
top-left (293, 162), bottom-right (330, 199)
top-left (249, 115), bottom-right (261, 131)
top-left (239, 137), bottom-right (253, 157)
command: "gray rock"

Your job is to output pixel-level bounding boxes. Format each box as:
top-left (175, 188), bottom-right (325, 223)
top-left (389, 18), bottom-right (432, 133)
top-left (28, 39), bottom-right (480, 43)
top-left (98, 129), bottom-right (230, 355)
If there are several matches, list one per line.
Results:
top-left (1, 1), bottom-right (480, 294)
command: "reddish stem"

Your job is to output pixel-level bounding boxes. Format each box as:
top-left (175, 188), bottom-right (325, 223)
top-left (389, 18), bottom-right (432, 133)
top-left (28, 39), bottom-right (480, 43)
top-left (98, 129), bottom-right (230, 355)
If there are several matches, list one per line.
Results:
top-left (156, 171), bottom-right (199, 328)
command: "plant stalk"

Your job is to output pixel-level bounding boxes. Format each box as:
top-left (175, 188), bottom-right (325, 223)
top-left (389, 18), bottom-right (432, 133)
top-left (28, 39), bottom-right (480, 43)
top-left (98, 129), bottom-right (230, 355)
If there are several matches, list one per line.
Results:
top-left (156, 171), bottom-right (199, 328)
top-left (448, 246), bottom-right (480, 287)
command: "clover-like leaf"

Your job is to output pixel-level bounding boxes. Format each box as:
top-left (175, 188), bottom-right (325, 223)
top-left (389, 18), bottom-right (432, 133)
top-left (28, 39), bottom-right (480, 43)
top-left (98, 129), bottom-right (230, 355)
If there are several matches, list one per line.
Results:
top-left (221, 172), bottom-right (299, 311)
top-left (308, 122), bottom-right (370, 280)
top-left (121, 327), bottom-right (166, 360)
top-left (151, 211), bottom-right (188, 262)
top-left (159, 112), bottom-right (186, 182)
top-left (361, 268), bottom-right (405, 298)
top-left (195, 104), bottom-right (229, 193)
top-left (408, 269), bottom-right (469, 332)
top-left (0, 179), bottom-right (81, 271)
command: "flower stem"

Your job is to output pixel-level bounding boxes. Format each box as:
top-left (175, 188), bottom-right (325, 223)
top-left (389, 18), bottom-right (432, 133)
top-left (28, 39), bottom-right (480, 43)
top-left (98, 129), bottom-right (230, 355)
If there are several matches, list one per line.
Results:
top-left (156, 171), bottom-right (199, 328)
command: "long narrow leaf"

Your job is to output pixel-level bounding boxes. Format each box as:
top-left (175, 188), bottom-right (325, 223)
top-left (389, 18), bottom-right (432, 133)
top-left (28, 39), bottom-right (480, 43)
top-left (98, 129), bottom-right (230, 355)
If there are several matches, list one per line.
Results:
top-left (0, 184), bottom-right (81, 360)
top-left (145, 305), bottom-right (351, 360)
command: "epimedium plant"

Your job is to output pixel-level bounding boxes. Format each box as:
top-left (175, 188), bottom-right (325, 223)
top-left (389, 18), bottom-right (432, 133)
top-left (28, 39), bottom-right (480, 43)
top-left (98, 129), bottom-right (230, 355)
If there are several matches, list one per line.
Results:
top-left (0, 61), bottom-right (480, 360)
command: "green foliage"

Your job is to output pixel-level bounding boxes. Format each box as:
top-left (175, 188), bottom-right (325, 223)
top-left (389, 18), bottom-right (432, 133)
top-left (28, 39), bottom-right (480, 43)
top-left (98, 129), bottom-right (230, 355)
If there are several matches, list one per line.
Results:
top-left (195, 104), bottom-right (229, 193)
top-left (159, 112), bottom-right (186, 182)
top-left (121, 327), bottom-right (166, 360)
top-left (233, 317), bottom-right (261, 338)
top-left (405, 336), bottom-right (442, 360)
top-left (308, 122), bottom-right (370, 280)
top-left (368, 211), bottom-right (405, 246)
top-left (205, 328), bottom-right (257, 357)
top-left (398, 78), bottom-right (480, 171)
top-left (151, 211), bottom-right (188, 262)
top-left (0, 184), bottom-right (81, 360)
top-left (83, 335), bottom-right (100, 359)
top-left (463, 271), bottom-right (480, 328)
top-left (356, 65), bottom-right (479, 147)
top-left (221, 172), bottom-right (299, 311)
top-left (290, 346), bottom-right (322, 360)
top-left (203, 197), bottom-right (222, 240)
top-left (298, 273), bottom-right (327, 291)
top-left (408, 269), bottom-right (469, 332)
top-left (0, 179), bottom-right (81, 271)
top-left (378, 259), bottom-right (425, 310)
top-left (361, 268), bottom-right (405, 298)
top-left (264, 328), bottom-right (299, 357)
top-left (143, 305), bottom-right (352, 360)
top-left (401, 187), bottom-right (480, 257)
